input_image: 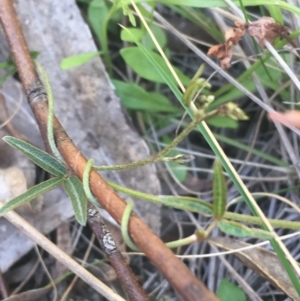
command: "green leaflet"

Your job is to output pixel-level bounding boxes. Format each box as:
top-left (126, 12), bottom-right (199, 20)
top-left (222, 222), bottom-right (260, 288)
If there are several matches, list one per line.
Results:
top-left (0, 177), bottom-right (65, 216)
top-left (213, 159), bottom-right (226, 219)
top-left (3, 136), bottom-right (67, 177)
top-left (159, 195), bottom-right (212, 215)
top-left (64, 176), bottom-right (87, 226)
top-left (217, 279), bottom-right (246, 301)
top-left (60, 51), bottom-right (103, 70)
top-left (219, 220), bottom-right (274, 239)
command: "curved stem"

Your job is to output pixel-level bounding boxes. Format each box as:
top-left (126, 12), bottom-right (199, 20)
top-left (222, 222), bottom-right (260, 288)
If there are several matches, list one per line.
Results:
top-left (94, 110), bottom-right (218, 171)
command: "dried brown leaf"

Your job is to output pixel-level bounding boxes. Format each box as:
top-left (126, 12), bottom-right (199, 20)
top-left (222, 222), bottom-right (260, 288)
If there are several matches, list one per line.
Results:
top-left (247, 17), bottom-right (290, 48)
top-left (207, 44), bottom-right (233, 69)
top-left (210, 237), bottom-right (300, 300)
top-left (225, 27), bottom-right (245, 46)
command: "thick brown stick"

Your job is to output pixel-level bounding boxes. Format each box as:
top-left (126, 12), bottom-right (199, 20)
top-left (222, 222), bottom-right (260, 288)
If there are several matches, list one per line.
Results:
top-left (0, 1), bottom-right (219, 300)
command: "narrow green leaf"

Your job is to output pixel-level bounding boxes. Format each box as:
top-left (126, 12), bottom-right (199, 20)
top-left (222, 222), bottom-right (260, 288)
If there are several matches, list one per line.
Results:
top-left (0, 177), bottom-right (65, 216)
top-left (112, 79), bottom-right (180, 113)
top-left (60, 51), bottom-right (103, 70)
top-left (213, 159), bottom-right (227, 219)
top-left (88, 0), bottom-right (109, 47)
top-left (217, 279), bottom-right (246, 301)
top-left (219, 220), bottom-right (274, 239)
top-left (159, 195), bottom-right (213, 215)
top-left (3, 136), bottom-right (67, 177)
top-left (64, 176), bottom-right (87, 226)
top-left (120, 46), bottom-right (190, 85)
top-left (267, 5), bottom-right (283, 24)
top-left (207, 116), bottom-right (238, 128)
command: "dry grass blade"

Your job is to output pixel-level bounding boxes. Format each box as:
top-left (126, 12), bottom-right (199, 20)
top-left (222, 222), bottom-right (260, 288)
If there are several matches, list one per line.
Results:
top-left (210, 237), bottom-right (300, 300)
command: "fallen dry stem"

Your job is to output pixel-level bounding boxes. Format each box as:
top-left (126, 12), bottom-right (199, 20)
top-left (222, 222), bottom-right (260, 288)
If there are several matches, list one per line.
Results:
top-left (0, 200), bottom-right (126, 301)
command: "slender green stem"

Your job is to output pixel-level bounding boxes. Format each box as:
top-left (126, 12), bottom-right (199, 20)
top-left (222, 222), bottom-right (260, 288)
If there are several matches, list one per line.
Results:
top-left (83, 159), bottom-right (99, 207)
top-left (35, 62), bottom-right (64, 162)
top-left (224, 212), bottom-right (300, 230)
top-left (121, 201), bottom-right (140, 251)
top-left (165, 234), bottom-right (197, 249)
top-left (107, 180), bottom-right (300, 231)
top-left (94, 110), bottom-right (218, 171)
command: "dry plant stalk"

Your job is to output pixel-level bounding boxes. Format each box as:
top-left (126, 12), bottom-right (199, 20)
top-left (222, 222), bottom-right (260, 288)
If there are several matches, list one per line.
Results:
top-left (87, 204), bottom-right (149, 301)
top-left (0, 1), bottom-right (219, 300)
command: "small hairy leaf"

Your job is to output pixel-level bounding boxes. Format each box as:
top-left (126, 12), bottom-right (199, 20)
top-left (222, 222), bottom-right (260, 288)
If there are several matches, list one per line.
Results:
top-left (3, 136), bottom-right (67, 177)
top-left (159, 195), bottom-right (212, 215)
top-left (0, 177), bottom-right (65, 216)
top-left (207, 116), bottom-right (238, 128)
top-left (64, 176), bottom-right (87, 226)
top-left (213, 159), bottom-right (227, 219)
top-left (219, 220), bottom-right (274, 239)
top-left (60, 51), bottom-right (102, 70)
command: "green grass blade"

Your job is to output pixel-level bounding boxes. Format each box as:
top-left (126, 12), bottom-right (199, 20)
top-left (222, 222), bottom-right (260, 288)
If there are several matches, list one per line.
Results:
top-left (213, 133), bottom-right (290, 167)
top-left (132, 0), bottom-right (300, 16)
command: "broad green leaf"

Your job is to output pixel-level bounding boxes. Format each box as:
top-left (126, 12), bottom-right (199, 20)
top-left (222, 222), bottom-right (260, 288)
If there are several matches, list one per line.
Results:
top-left (217, 279), bottom-right (246, 301)
top-left (0, 177), bottom-right (65, 216)
top-left (120, 27), bottom-right (182, 101)
top-left (88, 0), bottom-right (109, 47)
top-left (143, 24), bottom-right (167, 50)
top-left (213, 159), bottom-right (226, 219)
top-left (60, 51), bottom-right (102, 70)
top-left (159, 195), bottom-right (212, 215)
top-left (120, 47), bottom-right (190, 86)
top-left (64, 176), bottom-right (87, 226)
top-left (121, 28), bottom-right (144, 42)
top-left (219, 220), bottom-right (274, 239)
top-left (112, 79), bottom-right (180, 113)
top-left (207, 116), bottom-right (238, 128)
top-left (3, 136), bottom-right (67, 177)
